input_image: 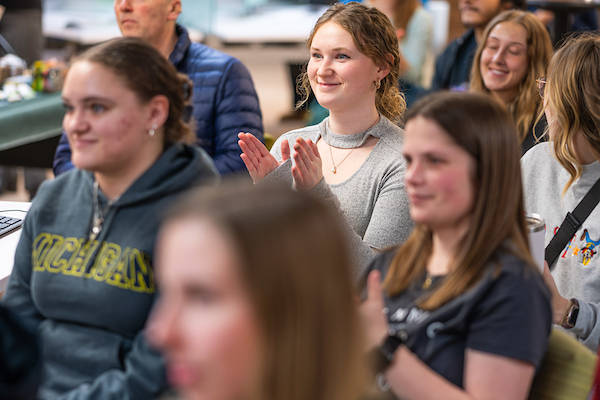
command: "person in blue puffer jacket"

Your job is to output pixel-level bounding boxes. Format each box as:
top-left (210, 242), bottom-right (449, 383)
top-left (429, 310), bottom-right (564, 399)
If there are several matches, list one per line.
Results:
top-left (53, 0), bottom-right (263, 178)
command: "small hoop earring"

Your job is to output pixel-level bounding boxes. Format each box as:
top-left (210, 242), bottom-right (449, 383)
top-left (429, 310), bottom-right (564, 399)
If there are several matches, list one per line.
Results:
top-left (376, 78), bottom-right (381, 90)
top-left (149, 124), bottom-right (158, 137)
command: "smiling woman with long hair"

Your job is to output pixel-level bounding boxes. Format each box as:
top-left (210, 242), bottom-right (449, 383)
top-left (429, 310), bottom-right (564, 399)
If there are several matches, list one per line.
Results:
top-left (470, 10), bottom-right (552, 154)
top-left (238, 2), bottom-right (413, 276)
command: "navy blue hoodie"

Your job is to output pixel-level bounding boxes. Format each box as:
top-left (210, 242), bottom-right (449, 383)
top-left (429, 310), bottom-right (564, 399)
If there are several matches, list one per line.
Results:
top-left (2, 143), bottom-right (219, 399)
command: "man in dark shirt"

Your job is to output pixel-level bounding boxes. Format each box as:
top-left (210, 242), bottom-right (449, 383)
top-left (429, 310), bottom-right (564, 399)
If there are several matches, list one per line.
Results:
top-left (430, 0), bottom-right (526, 92)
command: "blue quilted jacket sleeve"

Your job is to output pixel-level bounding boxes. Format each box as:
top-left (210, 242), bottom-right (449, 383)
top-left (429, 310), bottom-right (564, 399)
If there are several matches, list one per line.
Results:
top-left (53, 132), bottom-right (74, 176)
top-left (180, 40), bottom-right (263, 176)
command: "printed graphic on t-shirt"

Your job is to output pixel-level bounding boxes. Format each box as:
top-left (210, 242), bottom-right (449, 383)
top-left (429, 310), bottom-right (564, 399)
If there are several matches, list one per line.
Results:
top-left (31, 233), bottom-right (155, 293)
top-left (553, 227), bottom-right (600, 266)
top-left (389, 306), bottom-right (430, 324)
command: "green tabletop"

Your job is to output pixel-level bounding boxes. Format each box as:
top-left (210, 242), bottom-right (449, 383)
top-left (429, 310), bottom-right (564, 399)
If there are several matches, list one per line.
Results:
top-left (0, 92), bottom-right (64, 152)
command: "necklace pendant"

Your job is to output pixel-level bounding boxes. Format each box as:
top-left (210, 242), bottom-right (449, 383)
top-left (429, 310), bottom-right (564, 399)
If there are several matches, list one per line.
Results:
top-left (90, 225), bottom-right (101, 241)
top-left (332, 167), bottom-right (336, 174)
top-left (423, 276), bottom-right (432, 290)
top-left (89, 216), bottom-right (102, 242)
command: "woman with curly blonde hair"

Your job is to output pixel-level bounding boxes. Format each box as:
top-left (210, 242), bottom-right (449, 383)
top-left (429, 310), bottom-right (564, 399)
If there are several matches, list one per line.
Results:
top-left (238, 2), bottom-right (412, 276)
top-left (471, 10), bottom-right (552, 154)
top-left (522, 33), bottom-right (600, 351)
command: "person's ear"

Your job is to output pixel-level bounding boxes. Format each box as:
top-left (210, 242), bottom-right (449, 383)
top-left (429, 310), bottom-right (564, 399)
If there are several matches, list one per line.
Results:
top-left (377, 53), bottom-right (394, 80)
top-left (167, 0), bottom-right (182, 21)
top-left (147, 95), bottom-right (170, 132)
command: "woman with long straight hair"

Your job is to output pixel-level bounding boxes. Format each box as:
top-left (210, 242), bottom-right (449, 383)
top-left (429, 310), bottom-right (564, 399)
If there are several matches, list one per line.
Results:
top-left (360, 91), bottom-right (551, 400)
top-left (148, 184), bottom-right (365, 400)
top-left (471, 10), bottom-right (552, 154)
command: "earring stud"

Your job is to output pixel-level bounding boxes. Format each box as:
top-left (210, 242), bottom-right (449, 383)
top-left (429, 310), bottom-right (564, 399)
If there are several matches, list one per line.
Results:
top-left (149, 124), bottom-right (158, 137)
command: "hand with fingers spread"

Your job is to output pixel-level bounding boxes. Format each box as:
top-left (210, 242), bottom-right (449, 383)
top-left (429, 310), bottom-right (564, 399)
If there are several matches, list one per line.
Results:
top-left (291, 137), bottom-right (324, 192)
top-left (359, 270), bottom-right (389, 351)
top-left (238, 133), bottom-right (290, 183)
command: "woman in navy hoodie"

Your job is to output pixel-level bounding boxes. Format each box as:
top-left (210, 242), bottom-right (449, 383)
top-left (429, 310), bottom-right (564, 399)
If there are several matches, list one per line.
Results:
top-left (2, 37), bottom-right (219, 399)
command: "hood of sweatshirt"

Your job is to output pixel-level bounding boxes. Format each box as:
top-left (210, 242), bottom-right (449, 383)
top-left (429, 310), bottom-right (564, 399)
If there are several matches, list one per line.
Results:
top-left (2, 143), bottom-right (219, 399)
top-left (91, 143), bottom-right (219, 242)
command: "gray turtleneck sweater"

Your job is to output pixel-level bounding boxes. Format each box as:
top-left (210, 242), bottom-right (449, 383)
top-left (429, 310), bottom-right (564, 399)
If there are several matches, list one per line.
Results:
top-left (264, 116), bottom-right (413, 277)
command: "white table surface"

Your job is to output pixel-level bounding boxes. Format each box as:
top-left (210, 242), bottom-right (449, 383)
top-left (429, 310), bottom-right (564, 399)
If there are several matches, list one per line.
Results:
top-left (0, 201), bottom-right (31, 294)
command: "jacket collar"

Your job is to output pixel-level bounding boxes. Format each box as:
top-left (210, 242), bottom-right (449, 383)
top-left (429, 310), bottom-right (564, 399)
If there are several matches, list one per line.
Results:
top-left (169, 24), bottom-right (191, 67)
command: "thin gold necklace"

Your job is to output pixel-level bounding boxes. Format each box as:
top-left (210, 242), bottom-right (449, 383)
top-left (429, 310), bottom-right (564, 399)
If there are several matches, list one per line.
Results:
top-left (328, 145), bottom-right (355, 174)
top-left (327, 115), bottom-right (380, 174)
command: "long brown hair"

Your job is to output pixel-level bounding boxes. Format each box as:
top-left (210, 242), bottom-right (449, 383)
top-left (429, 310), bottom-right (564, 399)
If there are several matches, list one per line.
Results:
top-left (74, 37), bottom-right (194, 145)
top-left (298, 2), bottom-right (405, 124)
top-left (545, 33), bottom-right (600, 196)
top-left (164, 183), bottom-right (365, 400)
top-left (471, 10), bottom-right (552, 144)
top-left (384, 92), bottom-right (534, 310)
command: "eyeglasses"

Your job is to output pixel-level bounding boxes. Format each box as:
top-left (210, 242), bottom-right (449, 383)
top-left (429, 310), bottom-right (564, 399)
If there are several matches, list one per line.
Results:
top-left (536, 76), bottom-right (546, 99)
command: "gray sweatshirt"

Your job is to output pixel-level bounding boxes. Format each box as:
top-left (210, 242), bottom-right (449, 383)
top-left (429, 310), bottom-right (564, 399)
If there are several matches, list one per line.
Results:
top-left (264, 116), bottom-right (413, 277)
top-left (522, 142), bottom-right (600, 351)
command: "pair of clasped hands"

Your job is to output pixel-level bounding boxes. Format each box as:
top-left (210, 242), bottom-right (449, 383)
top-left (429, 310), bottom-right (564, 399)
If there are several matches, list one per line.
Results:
top-left (238, 132), bottom-right (324, 191)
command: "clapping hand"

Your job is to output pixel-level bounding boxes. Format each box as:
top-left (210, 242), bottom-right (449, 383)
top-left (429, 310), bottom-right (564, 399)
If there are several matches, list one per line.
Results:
top-left (238, 133), bottom-right (290, 183)
top-left (291, 137), bottom-right (324, 192)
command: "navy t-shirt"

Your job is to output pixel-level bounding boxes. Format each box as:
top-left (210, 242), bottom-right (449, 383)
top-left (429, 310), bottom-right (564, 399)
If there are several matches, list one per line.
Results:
top-left (365, 248), bottom-right (552, 389)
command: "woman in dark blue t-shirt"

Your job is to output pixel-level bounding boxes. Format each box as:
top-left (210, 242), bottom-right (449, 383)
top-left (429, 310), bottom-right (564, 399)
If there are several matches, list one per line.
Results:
top-left (360, 91), bottom-right (552, 400)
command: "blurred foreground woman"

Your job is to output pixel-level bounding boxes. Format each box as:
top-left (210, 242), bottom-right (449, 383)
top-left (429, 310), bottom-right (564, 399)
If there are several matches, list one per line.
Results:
top-left (149, 185), bottom-right (365, 400)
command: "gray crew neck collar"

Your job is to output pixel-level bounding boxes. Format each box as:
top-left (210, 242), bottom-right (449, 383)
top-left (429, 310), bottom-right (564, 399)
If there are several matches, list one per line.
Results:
top-left (321, 116), bottom-right (382, 149)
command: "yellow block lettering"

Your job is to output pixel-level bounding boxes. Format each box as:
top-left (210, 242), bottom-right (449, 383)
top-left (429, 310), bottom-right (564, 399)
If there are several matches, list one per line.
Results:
top-left (128, 249), bottom-right (155, 294)
top-left (47, 237), bottom-right (81, 273)
top-left (106, 247), bottom-right (131, 289)
top-left (63, 239), bottom-right (98, 277)
top-left (91, 243), bottom-right (121, 282)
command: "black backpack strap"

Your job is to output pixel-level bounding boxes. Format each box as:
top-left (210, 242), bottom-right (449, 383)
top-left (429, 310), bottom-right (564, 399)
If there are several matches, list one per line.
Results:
top-left (545, 177), bottom-right (600, 270)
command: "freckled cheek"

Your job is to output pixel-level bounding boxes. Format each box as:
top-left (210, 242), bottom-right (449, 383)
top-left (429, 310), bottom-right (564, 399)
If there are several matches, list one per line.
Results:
top-left (307, 65), bottom-right (320, 93)
top-left (307, 62), bottom-right (318, 80)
